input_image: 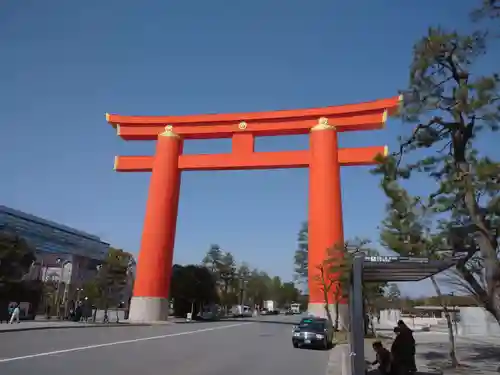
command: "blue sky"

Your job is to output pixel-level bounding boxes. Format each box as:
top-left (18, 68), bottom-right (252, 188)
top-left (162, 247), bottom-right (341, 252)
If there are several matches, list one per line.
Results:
top-left (0, 0), bottom-right (497, 297)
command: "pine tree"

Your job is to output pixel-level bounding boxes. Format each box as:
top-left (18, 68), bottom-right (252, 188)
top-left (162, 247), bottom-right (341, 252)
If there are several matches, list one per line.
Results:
top-left (386, 283), bottom-right (402, 302)
top-left (472, 0), bottom-right (500, 19)
top-left (373, 26), bottom-right (500, 324)
top-left (377, 177), bottom-right (459, 366)
top-left (83, 247), bottom-right (134, 320)
top-left (293, 222), bottom-right (308, 285)
top-left (202, 244), bottom-right (223, 275)
top-left (0, 231), bottom-right (35, 283)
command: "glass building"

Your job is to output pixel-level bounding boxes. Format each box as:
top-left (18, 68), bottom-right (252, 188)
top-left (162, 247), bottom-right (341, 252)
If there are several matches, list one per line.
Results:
top-left (0, 206), bottom-right (134, 313)
top-left (0, 205), bottom-right (109, 261)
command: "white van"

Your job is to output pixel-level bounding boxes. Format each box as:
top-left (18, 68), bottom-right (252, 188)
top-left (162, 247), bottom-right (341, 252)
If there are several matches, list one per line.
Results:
top-left (232, 305), bottom-right (252, 318)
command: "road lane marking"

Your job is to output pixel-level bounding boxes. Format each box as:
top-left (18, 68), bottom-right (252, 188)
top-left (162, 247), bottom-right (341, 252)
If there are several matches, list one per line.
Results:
top-left (0, 322), bottom-right (253, 363)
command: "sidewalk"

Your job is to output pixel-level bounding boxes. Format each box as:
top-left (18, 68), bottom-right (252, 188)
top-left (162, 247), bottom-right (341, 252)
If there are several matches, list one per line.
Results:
top-left (423, 330), bottom-right (500, 346)
top-left (368, 333), bottom-right (499, 375)
top-left (0, 320), bottom-right (153, 333)
top-left (0, 314), bottom-right (210, 332)
top-left (364, 338), bottom-right (441, 375)
top-left (325, 333), bottom-right (500, 375)
top-left (0, 315), bottom-right (252, 333)
top-left (414, 333), bottom-right (500, 374)
top-left (326, 344), bottom-right (347, 375)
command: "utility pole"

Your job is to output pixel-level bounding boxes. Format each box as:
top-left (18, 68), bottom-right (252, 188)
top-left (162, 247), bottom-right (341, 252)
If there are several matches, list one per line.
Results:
top-left (219, 267), bottom-right (235, 314)
top-left (239, 277), bottom-right (248, 306)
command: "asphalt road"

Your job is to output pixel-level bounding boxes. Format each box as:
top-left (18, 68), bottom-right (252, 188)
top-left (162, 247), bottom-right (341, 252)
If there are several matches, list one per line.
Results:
top-left (0, 315), bottom-right (331, 375)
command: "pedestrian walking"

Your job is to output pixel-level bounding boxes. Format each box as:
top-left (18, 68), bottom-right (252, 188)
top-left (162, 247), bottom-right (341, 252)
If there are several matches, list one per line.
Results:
top-left (9, 303), bottom-right (21, 324)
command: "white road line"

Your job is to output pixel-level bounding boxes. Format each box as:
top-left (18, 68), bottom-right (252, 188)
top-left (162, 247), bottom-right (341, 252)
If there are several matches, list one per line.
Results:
top-left (0, 322), bottom-right (253, 363)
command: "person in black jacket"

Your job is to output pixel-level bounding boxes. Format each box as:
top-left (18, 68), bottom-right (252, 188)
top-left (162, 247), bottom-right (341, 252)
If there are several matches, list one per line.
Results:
top-left (391, 326), bottom-right (415, 375)
top-left (397, 320), bottom-right (417, 373)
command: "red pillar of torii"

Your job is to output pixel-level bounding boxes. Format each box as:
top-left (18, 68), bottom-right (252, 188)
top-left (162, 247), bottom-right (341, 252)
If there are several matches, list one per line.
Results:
top-left (106, 96), bottom-right (400, 322)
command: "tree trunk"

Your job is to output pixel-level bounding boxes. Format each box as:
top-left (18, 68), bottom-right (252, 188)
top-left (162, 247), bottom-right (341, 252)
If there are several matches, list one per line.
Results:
top-left (459, 162), bottom-right (500, 324)
top-left (487, 287), bottom-right (500, 324)
top-left (430, 276), bottom-right (459, 367)
top-left (456, 261), bottom-right (500, 324)
top-left (334, 301), bottom-right (340, 331)
top-left (103, 302), bottom-right (109, 323)
top-left (103, 286), bottom-right (111, 323)
top-left (367, 308), bottom-right (376, 336)
top-left (482, 260), bottom-right (500, 325)
top-left (322, 288), bottom-right (334, 327)
top-left (223, 281), bottom-right (228, 315)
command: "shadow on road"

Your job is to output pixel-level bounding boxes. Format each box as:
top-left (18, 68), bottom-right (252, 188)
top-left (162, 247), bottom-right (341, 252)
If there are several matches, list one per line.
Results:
top-left (368, 371), bottom-right (438, 375)
top-left (417, 341), bottom-right (500, 374)
top-left (175, 318), bottom-right (299, 326)
top-left (229, 318), bottom-right (299, 325)
top-left (464, 344), bottom-right (500, 362)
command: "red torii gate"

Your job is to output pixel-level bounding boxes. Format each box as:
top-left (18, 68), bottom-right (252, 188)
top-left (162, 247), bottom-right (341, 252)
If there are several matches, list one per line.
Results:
top-left (106, 96), bottom-right (400, 322)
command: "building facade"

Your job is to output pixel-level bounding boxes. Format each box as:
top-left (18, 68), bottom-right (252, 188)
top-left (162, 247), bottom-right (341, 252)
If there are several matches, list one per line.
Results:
top-left (0, 205), bottom-right (110, 287)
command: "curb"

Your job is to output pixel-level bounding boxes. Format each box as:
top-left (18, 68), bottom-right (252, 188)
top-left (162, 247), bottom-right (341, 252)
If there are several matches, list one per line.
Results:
top-left (326, 346), bottom-right (339, 375)
top-left (174, 320), bottom-right (225, 324)
top-left (0, 323), bottom-right (152, 333)
top-left (0, 316), bottom-right (259, 332)
top-left (326, 344), bottom-right (350, 375)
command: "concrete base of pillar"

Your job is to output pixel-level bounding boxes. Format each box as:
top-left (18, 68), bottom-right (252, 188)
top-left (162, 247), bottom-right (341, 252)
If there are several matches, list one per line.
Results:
top-left (307, 302), bottom-right (349, 330)
top-left (128, 296), bottom-right (169, 323)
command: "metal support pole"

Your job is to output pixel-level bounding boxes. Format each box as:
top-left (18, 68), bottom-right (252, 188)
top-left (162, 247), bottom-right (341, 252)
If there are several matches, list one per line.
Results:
top-left (239, 277), bottom-right (247, 307)
top-left (350, 254), bottom-right (365, 375)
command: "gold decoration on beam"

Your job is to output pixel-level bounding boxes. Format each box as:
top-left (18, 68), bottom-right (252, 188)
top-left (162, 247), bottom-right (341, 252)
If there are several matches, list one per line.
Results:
top-left (311, 117), bottom-right (336, 132)
top-left (159, 125), bottom-right (180, 138)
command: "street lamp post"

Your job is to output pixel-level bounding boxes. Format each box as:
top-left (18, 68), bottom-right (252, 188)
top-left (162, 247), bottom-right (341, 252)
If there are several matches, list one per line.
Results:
top-left (449, 292), bottom-right (459, 335)
top-left (76, 287), bottom-right (83, 303)
top-left (54, 259), bottom-right (62, 311)
top-left (91, 264), bottom-right (103, 323)
top-left (219, 266), bottom-right (236, 314)
top-left (238, 277), bottom-right (248, 306)
top-left (125, 259), bottom-right (135, 309)
top-left (55, 258), bottom-right (71, 318)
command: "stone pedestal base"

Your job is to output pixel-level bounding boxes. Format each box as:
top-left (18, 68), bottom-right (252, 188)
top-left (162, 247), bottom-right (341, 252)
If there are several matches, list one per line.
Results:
top-left (307, 302), bottom-right (349, 330)
top-left (128, 296), bottom-right (169, 323)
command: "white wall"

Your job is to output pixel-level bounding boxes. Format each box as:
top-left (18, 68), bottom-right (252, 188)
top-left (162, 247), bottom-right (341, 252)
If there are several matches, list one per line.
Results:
top-left (379, 307), bottom-right (500, 337)
top-left (458, 307), bottom-right (500, 337)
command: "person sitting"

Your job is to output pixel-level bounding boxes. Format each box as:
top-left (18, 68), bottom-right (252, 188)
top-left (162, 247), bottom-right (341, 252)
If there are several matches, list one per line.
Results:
top-left (371, 341), bottom-right (392, 375)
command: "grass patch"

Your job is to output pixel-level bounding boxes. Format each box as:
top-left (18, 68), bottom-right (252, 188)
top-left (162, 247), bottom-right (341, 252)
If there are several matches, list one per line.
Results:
top-left (333, 330), bottom-right (349, 344)
top-left (332, 331), bottom-right (392, 346)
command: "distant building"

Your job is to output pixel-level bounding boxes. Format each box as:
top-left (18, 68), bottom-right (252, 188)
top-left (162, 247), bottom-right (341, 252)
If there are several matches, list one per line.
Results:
top-left (0, 205), bottom-right (110, 287)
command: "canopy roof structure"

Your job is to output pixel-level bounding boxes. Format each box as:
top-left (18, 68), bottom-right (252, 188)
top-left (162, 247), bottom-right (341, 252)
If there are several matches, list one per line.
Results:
top-left (347, 255), bottom-right (458, 375)
top-left (362, 256), bottom-right (457, 282)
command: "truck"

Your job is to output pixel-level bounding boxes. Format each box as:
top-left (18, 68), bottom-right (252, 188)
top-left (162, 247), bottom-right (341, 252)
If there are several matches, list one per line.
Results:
top-left (290, 303), bottom-right (301, 314)
top-left (262, 300), bottom-right (279, 315)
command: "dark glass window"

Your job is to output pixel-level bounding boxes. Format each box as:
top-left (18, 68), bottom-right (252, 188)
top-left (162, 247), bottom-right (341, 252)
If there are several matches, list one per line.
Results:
top-left (0, 211), bottom-right (108, 260)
